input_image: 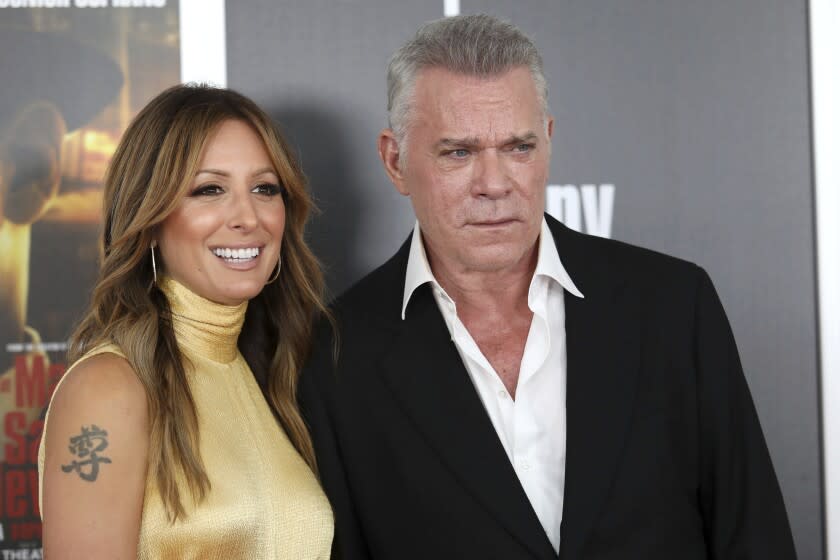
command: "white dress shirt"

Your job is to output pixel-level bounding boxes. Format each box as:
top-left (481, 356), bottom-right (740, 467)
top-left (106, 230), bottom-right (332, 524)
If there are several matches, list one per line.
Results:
top-left (401, 218), bottom-right (584, 553)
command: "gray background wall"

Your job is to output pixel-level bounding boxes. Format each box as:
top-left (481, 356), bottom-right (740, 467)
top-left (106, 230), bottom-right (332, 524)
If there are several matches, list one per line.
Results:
top-left (228, 1), bottom-right (820, 557)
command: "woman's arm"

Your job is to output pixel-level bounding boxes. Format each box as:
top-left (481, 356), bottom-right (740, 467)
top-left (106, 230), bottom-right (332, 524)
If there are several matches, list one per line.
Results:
top-left (41, 352), bottom-right (149, 559)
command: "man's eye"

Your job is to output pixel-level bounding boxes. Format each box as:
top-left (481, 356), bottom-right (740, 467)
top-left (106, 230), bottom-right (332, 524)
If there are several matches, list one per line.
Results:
top-left (252, 183), bottom-right (285, 196)
top-left (446, 149), bottom-right (470, 158)
top-left (190, 184), bottom-right (224, 196)
top-left (514, 143), bottom-right (534, 153)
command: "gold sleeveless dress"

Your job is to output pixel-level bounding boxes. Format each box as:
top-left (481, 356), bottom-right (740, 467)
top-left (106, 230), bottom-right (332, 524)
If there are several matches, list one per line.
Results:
top-left (38, 277), bottom-right (334, 559)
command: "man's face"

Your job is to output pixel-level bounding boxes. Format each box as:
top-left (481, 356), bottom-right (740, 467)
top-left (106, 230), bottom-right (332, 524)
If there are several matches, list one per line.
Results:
top-left (381, 66), bottom-right (552, 275)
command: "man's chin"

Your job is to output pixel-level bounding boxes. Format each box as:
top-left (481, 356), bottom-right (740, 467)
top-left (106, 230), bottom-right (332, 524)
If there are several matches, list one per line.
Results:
top-left (457, 244), bottom-right (536, 274)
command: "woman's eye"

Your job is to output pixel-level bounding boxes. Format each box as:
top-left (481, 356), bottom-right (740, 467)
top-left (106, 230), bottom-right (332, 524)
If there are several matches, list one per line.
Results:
top-left (252, 183), bottom-right (285, 196)
top-left (191, 184), bottom-right (224, 196)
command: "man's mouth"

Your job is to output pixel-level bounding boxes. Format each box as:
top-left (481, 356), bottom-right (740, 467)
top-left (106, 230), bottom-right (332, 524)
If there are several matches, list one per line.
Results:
top-left (470, 218), bottom-right (516, 226)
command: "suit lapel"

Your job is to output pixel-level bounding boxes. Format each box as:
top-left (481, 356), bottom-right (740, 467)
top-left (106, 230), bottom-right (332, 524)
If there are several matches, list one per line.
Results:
top-left (552, 220), bottom-right (641, 558)
top-left (380, 285), bottom-right (557, 560)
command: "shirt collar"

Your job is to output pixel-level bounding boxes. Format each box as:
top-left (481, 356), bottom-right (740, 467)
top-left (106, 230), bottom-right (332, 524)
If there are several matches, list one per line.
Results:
top-left (532, 217), bottom-right (584, 299)
top-left (401, 218), bottom-right (584, 320)
top-left (402, 221), bottom-right (438, 319)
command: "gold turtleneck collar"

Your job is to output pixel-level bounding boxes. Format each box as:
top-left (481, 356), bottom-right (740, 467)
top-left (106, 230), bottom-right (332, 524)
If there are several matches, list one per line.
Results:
top-left (159, 276), bottom-right (247, 364)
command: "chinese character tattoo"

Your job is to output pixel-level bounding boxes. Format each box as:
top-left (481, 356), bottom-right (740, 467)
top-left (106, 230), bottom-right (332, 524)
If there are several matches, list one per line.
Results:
top-left (61, 424), bottom-right (113, 482)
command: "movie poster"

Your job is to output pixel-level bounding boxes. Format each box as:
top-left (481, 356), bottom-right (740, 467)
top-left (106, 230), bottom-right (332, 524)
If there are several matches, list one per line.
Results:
top-left (0, 3), bottom-right (180, 555)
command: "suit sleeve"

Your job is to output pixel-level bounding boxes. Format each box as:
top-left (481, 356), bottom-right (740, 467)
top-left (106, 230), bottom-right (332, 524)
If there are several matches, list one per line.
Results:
top-left (693, 268), bottom-right (797, 559)
top-left (299, 320), bottom-right (372, 560)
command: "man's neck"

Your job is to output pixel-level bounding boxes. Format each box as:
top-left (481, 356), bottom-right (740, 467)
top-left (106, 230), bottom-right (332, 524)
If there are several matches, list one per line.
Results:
top-left (426, 245), bottom-right (538, 318)
top-left (424, 241), bottom-right (539, 398)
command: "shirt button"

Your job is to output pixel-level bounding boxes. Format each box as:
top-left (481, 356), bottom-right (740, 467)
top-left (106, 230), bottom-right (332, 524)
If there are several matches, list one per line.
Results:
top-left (520, 461), bottom-right (531, 471)
top-left (498, 390), bottom-right (508, 399)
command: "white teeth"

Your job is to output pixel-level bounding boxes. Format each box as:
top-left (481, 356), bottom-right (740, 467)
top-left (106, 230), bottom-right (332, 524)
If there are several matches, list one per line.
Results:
top-left (213, 247), bottom-right (261, 259)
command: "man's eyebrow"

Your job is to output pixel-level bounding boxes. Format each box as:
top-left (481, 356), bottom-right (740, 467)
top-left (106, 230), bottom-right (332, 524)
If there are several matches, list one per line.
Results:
top-left (436, 137), bottom-right (481, 149)
top-left (496, 132), bottom-right (540, 146)
top-left (507, 132), bottom-right (539, 144)
top-left (435, 132), bottom-right (540, 150)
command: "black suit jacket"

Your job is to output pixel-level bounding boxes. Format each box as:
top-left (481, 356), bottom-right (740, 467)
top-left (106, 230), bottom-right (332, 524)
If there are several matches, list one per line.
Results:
top-left (299, 215), bottom-right (796, 559)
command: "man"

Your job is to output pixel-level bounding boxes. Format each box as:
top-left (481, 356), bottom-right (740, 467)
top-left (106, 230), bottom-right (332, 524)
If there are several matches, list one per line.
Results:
top-left (299, 14), bottom-right (796, 560)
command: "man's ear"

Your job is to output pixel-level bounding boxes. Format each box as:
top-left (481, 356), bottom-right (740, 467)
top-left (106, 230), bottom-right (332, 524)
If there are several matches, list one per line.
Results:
top-left (546, 116), bottom-right (554, 140)
top-left (377, 129), bottom-right (409, 196)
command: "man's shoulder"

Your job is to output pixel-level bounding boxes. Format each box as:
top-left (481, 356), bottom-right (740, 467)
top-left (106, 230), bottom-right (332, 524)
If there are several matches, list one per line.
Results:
top-left (329, 237), bottom-right (409, 328)
top-left (304, 240), bottom-right (409, 376)
top-left (546, 215), bottom-right (706, 295)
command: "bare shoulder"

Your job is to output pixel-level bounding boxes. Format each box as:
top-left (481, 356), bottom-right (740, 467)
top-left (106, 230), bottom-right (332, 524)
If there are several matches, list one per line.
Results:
top-left (42, 351), bottom-right (149, 557)
top-left (50, 352), bottom-right (145, 414)
top-left (44, 350), bottom-right (149, 477)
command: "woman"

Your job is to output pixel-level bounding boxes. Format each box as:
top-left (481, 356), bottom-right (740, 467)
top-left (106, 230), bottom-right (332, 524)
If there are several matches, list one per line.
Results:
top-left (38, 84), bottom-right (333, 558)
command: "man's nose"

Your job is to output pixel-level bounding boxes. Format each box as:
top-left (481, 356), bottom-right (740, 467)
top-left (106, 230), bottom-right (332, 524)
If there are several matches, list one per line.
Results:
top-left (472, 150), bottom-right (512, 198)
top-left (228, 190), bottom-right (258, 231)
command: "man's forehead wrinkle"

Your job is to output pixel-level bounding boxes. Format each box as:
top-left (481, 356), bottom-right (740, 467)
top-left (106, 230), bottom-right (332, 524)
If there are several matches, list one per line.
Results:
top-left (433, 105), bottom-right (516, 141)
top-left (436, 131), bottom-right (538, 150)
top-left (438, 137), bottom-right (481, 147)
top-left (408, 66), bottom-right (547, 151)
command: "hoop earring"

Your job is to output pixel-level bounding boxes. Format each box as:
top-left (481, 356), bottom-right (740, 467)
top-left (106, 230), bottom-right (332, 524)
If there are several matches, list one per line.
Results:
top-left (266, 256), bottom-right (282, 284)
top-left (150, 242), bottom-right (158, 285)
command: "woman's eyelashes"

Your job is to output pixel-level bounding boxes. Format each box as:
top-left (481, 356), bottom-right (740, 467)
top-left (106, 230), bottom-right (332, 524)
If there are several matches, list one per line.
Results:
top-left (188, 183), bottom-right (285, 197)
top-left (190, 184), bottom-right (224, 197)
top-left (252, 183), bottom-right (285, 196)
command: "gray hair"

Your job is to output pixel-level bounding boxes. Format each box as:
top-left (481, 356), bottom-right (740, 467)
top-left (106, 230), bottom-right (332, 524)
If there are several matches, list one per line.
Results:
top-left (387, 14), bottom-right (549, 146)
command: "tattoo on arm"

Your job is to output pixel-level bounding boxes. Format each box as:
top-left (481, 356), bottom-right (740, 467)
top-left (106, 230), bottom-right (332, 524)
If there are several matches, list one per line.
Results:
top-left (61, 424), bottom-right (113, 482)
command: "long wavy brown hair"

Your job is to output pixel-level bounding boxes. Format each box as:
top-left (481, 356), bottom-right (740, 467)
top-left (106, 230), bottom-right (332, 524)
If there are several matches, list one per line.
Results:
top-left (69, 84), bottom-right (327, 521)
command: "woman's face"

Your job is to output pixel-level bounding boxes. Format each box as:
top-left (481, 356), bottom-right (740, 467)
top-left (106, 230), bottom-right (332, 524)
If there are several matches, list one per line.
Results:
top-left (157, 119), bottom-right (286, 306)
